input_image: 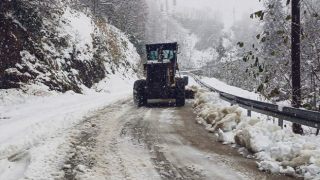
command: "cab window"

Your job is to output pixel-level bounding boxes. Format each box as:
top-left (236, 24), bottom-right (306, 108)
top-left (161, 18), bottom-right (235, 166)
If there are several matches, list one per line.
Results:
top-left (149, 51), bottom-right (158, 60)
top-left (162, 50), bottom-right (174, 59)
top-left (169, 50), bottom-right (174, 59)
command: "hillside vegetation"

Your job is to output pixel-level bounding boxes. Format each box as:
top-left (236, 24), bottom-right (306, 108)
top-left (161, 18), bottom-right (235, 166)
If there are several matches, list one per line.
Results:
top-left (0, 0), bottom-right (140, 94)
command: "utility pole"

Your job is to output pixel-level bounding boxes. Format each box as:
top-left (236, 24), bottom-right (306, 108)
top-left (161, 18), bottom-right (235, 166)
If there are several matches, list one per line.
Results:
top-left (93, 0), bottom-right (96, 15)
top-left (92, 0), bottom-right (100, 15)
top-left (291, 0), bottom-right (303, 134)
top-left (166, 0), bottom-right (169, 42)
top-left (93, 0), bottom-right (97, 15)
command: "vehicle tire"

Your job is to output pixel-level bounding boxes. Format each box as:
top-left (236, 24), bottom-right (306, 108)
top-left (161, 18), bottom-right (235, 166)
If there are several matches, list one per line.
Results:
top-left (133, 80), bottom-right (147, 107)
top-left (176, 78), bottom-right (185, 107)
top-left (183, 76), bottom-right (188, 86)
top-left (141, 80), bottom-right (147, 105)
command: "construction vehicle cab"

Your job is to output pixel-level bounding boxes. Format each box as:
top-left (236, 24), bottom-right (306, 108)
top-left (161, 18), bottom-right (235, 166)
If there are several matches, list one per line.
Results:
top-left (133, 42), bottom-right (193, 107)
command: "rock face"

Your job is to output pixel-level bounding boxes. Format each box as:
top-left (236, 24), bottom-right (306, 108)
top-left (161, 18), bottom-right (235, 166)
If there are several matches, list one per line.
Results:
top-left (0, 8), bottom-right (27, 89)
top-left (0, 15), bottom-right (105, 92)
top-left (0, 1), bottom-right (137, 93)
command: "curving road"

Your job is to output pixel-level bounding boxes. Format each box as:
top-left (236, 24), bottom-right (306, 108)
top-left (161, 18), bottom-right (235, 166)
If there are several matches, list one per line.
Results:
top-left (63, 96), bottom-right (300, 180)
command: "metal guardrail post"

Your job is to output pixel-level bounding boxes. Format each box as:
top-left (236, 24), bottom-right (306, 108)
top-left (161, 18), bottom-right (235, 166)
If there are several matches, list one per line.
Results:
top-left (247, 106), bottom-right (252, 117)
top-left (278, 119), bottom-right (284, 129)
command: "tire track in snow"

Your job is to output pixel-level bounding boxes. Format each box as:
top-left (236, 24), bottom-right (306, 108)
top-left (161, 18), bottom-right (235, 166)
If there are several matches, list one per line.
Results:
top-left (128, 101), bottom-right (250, 180)
top-left (128, 104), bottom-right (210, 180)
top-left (63, 97), bottom-right (160, 180)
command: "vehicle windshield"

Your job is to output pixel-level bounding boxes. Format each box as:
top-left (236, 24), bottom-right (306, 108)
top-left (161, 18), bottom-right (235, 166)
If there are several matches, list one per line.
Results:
top-left (149, 51), bottom-right (158, 60)
top-left (148, 50), bottom-right (174, 60)
top-left (163, 50), bottom-right (174, 59)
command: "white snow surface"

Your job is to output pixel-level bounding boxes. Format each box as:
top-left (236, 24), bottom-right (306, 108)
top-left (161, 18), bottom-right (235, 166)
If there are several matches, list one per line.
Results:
top-left (0, 6), bottom-right (140, 179)
top-left (183, 34), bottom-right (218, 69)
top-left (0, 76), bottom-right (135, 179)
top-left (189, 76), bottom-right (320, 179)
top-left (199, 76), bottom-right (261, 100)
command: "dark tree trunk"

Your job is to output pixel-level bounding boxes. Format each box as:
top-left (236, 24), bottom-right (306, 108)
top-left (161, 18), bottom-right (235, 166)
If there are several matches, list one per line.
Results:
top-left (291, 0), bottom-right (303, 134)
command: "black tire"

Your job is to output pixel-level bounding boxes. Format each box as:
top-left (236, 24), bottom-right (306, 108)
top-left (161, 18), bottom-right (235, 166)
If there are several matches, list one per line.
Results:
top-left (176, 78), bottom-right (185, 107)
top-left (183, 76), bottom-right (188, 86)
top-left (141, 80), bottom-right (147, 105)
top-left (133, 80), bottom-right (147, 107)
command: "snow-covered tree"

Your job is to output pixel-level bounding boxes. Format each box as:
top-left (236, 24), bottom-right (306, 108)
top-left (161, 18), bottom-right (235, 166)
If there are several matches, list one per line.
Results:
top-left (79, 0), bottom-right (148, 57)
top-left (234, 0), bottom-right (320, 110)
top-left (216, 37), bottom-right (226, 60)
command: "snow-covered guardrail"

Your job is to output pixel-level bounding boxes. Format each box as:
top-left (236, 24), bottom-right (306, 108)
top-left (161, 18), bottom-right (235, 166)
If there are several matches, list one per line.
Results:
top-left (189, 73), bottom-right (320, 129)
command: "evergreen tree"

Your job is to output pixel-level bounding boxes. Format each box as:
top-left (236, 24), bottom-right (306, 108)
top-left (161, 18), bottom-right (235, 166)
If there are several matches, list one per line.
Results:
top-left (217, 37), bottom-right (226, 60)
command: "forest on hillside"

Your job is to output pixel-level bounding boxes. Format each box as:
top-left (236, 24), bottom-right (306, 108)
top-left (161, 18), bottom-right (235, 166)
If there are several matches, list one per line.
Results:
top-left (173, 0), bottom-right (320, 111)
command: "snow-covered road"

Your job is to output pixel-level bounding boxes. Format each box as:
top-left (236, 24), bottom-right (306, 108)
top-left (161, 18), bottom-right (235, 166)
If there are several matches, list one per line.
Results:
top-left (0, 76), bottom-right (304, 180)
top-left (59, 98), bottom-right (246, 180)
top-left (57, 94), bottom-right (299, 180)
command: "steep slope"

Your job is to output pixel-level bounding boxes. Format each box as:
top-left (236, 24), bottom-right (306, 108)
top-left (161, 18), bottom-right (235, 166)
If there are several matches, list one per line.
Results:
top-left (0, 1), bottom-right (140, 96)
top-left (0, 2), bottom-right (141, 179)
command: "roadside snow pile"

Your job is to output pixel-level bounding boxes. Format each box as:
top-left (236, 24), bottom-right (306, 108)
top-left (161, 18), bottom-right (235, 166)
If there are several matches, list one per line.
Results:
top-left (192, 86), bottom-right (320, 179)
top-left (191, 86), bottom-right (244, 133)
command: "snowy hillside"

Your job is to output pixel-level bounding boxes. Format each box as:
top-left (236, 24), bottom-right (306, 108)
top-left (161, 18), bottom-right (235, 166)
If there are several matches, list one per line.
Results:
top-left (1, 3), bottom-right (140, 95)
top-left (0, 3), bottom-right (141, 179)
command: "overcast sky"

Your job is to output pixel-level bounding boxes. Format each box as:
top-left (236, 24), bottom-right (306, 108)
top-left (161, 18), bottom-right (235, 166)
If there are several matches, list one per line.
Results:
top-left (175, 0), bottom-right (264, 27)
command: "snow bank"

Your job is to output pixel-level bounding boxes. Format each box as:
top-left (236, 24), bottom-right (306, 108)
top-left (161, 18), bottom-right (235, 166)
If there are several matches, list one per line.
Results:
top-left (192, 85), bottom-right (320, 179)
top-left (191, 86), bottom-right (244, 133)
top-left (233, 110), bottom-right (320, 179)
top-left (0, 76), bottom-right (135, 179)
